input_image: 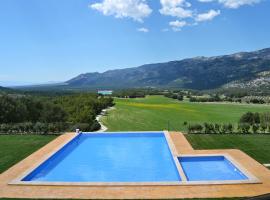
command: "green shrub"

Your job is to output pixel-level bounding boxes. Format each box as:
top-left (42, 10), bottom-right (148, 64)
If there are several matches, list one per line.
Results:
top-left (252, 124), bottom-right (260, 134)
top-left (204, 123), bottom-right (215, 134)
top-left (238, 123), bottom-right (251, 134)
top-left (187, 124), bottom-right (203, 134)
top-left (260, 123), bottom-right (268, 133)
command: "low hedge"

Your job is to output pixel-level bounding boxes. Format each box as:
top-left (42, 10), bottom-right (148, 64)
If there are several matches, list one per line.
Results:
top-left (186, 122), bottom-right (270, 134)
top-left (0, 120), bottom-right (101, 135)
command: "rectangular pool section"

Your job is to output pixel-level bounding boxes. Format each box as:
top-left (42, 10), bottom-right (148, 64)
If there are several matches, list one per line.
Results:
top-left (19, 132), bottom-right (257, 185)
top-left (22, 132), bottom-right (181, 183)
top-left (179, 156), bottom-right (248, 182)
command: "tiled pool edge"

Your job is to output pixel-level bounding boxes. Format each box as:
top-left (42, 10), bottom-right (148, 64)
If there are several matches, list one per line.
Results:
top-left (9, 131), bottom-right (261, 186)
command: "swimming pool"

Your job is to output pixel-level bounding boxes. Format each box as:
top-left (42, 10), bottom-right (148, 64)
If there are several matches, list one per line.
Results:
top-left (14, 132), bottom-right (258, 185)
top-left (179, 156), bottom-right (248, 182)
top-left (22, 132), bottom-right (181, 183)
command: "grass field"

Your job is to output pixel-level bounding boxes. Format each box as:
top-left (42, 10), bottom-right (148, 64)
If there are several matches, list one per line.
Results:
top-left (186, 134), bottom-right (270, 164)
top-left (102, 95), bottom-right (270, 131)
top-left (0, 135), bottom-right (57, 173)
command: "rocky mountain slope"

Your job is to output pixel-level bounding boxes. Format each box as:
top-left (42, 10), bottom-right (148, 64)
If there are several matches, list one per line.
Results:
top-left (66, 48), bottom-right (270, 90)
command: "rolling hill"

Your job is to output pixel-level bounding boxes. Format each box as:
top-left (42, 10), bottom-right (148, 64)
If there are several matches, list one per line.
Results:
top-left (66, 48), bottom-right (270, 90)
top-left (0, 86), bottom-right (14, 94)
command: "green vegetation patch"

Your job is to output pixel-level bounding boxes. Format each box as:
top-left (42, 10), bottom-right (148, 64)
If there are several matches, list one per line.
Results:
top-left (0, 135), bottom-right (56, 173)
top-left (185, 134), bottom-right (270, 164)
top-left (102, 96), bottom-right (270, 132)
top-left (0, 94), bottom-right (114, 134)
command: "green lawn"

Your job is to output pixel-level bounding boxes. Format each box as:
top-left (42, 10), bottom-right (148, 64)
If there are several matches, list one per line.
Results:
top-left (102, 95), bottom-right (270, 131)
top-left (0, 135), bottom-right (57, 173)
top-left (185, 134), bottom-right (270, 164)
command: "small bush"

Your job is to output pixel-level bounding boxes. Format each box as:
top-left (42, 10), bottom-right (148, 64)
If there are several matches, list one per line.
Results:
top-left (238, 123), bottom-right (251, 134)
top-left (187, 124), bottom-right (203, 134)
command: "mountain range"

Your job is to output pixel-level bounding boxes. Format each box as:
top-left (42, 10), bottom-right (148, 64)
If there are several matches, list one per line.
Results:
top-left (6, 47), bottom-right (270, 92)
top-left (66, 48), bottom-right (270, 90)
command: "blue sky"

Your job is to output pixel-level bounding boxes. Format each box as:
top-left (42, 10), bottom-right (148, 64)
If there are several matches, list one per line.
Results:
top-left (0, 0), bottom-right (270, 86)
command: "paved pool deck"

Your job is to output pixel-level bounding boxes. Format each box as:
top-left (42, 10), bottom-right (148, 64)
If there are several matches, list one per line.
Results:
top-left (0, 132), bottom-right (270, 199)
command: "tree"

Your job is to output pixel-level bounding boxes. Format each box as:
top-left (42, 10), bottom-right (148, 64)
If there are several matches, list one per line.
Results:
top-left (240, 112), bottom-right (260, 125)
top-left (177, 95), bottom-right (184, 101)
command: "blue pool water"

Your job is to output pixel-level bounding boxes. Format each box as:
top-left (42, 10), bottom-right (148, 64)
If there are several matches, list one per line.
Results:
top-left (179, 156), bottom-right (248, 181)
top-left (23, 132), bottom-right (181, 182)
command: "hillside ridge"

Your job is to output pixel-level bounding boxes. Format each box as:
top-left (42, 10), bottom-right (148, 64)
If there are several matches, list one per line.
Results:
top-left (66, 47), bottom-right (270, 90)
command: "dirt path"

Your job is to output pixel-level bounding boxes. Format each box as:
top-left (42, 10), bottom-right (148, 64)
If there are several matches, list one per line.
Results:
top-left (95, 107), bottom-right (115, 132)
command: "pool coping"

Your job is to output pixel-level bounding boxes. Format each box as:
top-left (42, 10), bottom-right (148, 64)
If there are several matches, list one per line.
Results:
top-left (9, 131), bottom-right (260, 186)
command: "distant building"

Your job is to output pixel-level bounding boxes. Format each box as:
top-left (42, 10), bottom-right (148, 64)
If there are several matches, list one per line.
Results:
top-left (98, 90), bottom-right (113, 95)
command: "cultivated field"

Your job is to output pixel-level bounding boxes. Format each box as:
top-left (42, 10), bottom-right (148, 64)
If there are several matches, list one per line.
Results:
top-left (102, 95), bottom-right (270, 132)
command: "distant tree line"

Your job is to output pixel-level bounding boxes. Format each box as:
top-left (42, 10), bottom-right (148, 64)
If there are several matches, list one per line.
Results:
top-left (188, 94), bottom-right (269, 104)
top-left (186, 112), bottom-right (270, 134)
top-left (164, 92), bottom-right (184, 101)
top-left (113, 88), bottom-right (163, 98)
top-left (0, 94), bottom-right (114, 134)
top-left (189, 94), bottom-right (221, 102)
top-left (114, 90), bottom-right (145, 98)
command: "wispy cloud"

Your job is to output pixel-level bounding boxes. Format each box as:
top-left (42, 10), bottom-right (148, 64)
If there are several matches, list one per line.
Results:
top-left (198, 0), bottom-right (262, 9)
top-left (137, 27), bottom-right (149, 32)
top-left (90, 0), bottom-right (152, 22)
top-left (169, 20), bottom-right (187, 31)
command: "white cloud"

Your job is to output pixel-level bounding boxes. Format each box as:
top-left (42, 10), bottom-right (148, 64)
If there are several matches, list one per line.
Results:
top-left (198, 0), bottom-right (261, 9)
top-left (198, 0), bottom-right (214, 2)
top-left (219, 0), bottom-right (261, 8)
top-left (169, 20), bottom-right (187, 27)
top-left (159, 0), bottom-right (193, 18)
top-left (169, 20), bottom-right (187, 31)
top-left (137, 27), bottom-right (149, 32)
top-left (90, 0), bottom-right (152, 22)
top-left (195, 9), bottom-right (221, 22)
top-left (160, 0), bottom-right (190, 7)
